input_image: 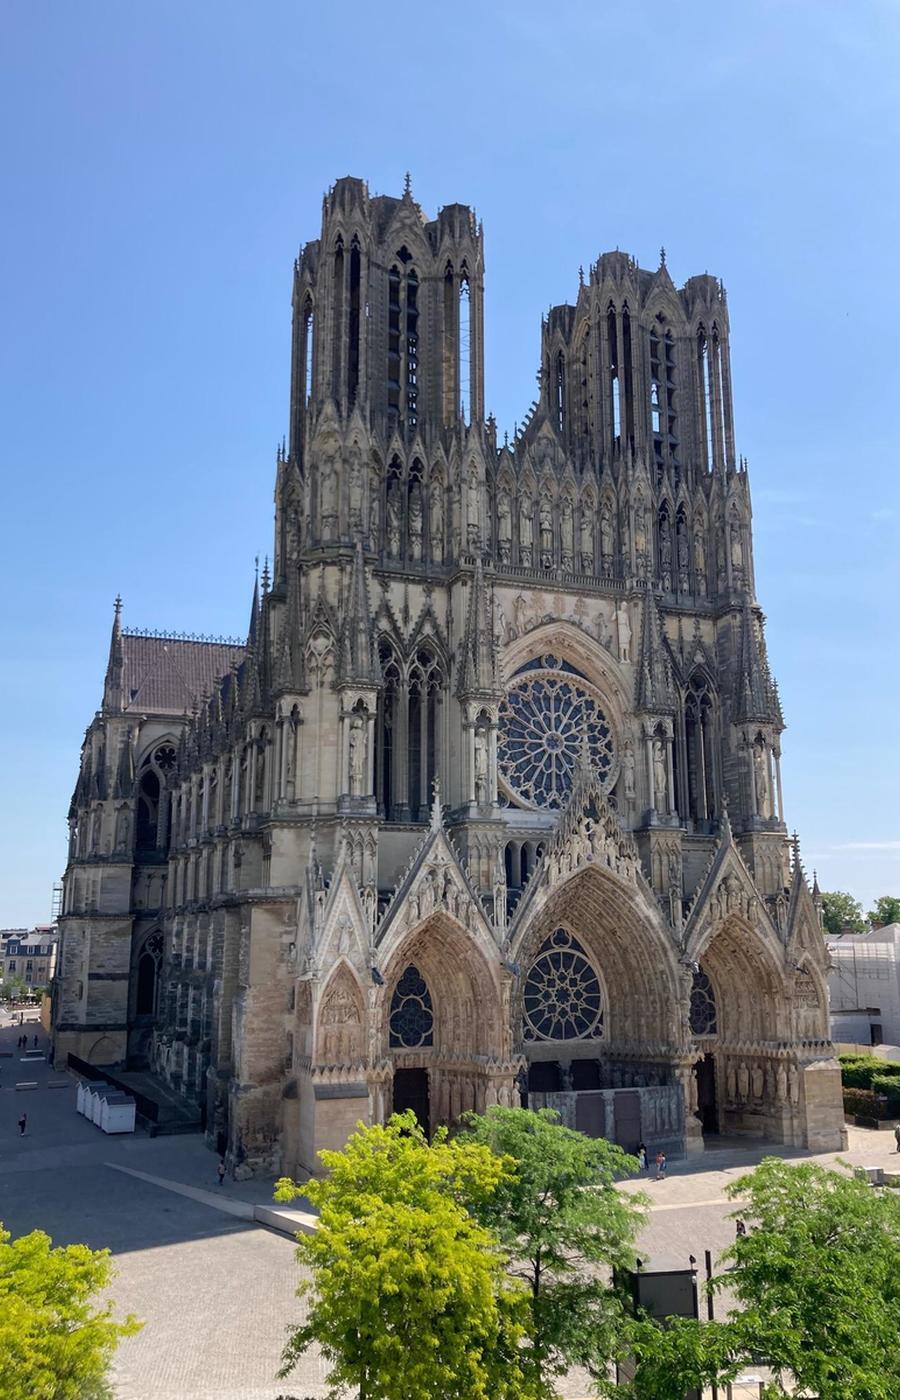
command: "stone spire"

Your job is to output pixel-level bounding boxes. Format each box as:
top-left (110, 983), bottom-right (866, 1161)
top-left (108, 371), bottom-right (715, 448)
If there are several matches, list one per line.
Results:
top-left (246, 560), bottom-right (260, 650)
top-left (636, 589), bottom-right (675, 713)
top-left (274, 563), bottom-right (306, 694)
top-left (735, 602), bottom-right (781, 725)
top-left (456, 558), bottom-right (498, 698)
top-left (102, 596), bottom-right (125, 713)
top-left (338, 542), bottom-right (379, 685)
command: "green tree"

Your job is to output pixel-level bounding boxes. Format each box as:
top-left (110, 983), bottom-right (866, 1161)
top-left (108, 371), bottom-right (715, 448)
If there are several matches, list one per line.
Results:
top-left (617, 1157), bottom-right (900, 1400)
top-left (460, 1106), bottom-right (645, 1393)
top-left (0, 1226), bottom-right (140, 1400)
top-left (820, 889), bottom-right (866, 936)
top-left (274, 1112), bottom-right (537, 1400)
top-left (868, 895), bottom-right (900, 928)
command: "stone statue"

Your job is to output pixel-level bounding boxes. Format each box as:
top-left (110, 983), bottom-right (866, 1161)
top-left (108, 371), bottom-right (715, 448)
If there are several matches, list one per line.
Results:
top-left (319, 449), bottom-right (338, 540)
top-left (600, 503), bottom-right (613, 566)
top-left (519, 494), bottom-right (533, 565)
top-left (348, 715), bottom-right (366, 796)
top-left (560, 497), bottom-right (574, 570)
top-left (514, 593), bottom-right (529, 637)
top-left (368, 470), bottom-right (381, 550)
top-left (497, 489), bottom-right (512, 563)
top-left (738, 1062), bottom-right (750, 1100)
top-left (730, 520), bottom-right (743, 572)
top-left (693, 524), bottom-right (706, 594)
top-left (580, 508), bottom-right (594, 572)
top-left (751, 1063), bottom-right (764, 1100)
top-left (617, 603), bottom-right (632, 662)
top-left (467, 467), bottom-right (480, 548)
top-left (658, 515), bottom-right (672, 589)
top-left (429, 482), bottom-right (444, 562)
top-left (474, 727), bottom-right (488, 802)
top-left (408, 485), bottom-right (423, 562)
top-left (754, 744), bottom-right (771, 819)
top-left (634, 501), bottom-right (647, 571)
top-left (539, 496), bottom-right (553, 567)
top-left (652, 739), bottom-right (668, 810)
top-left (386, 487), bottom-right (401, 559)
top-left (348, 447), bottom-right (364, 532)
top-left (622, 742), bottom-right (636, 798)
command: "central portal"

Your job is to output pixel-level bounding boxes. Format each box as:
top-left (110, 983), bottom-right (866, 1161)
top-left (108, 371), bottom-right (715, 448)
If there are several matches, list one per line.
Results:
top-left (694, 1054), bottom-right (719, 1134)
top-left (392, 1067), bottom-right (430, 1136)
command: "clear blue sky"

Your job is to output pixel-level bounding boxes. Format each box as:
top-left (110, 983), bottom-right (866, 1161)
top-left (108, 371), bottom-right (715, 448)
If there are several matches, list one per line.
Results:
top-left (2, 1), bottom-right (898, 926)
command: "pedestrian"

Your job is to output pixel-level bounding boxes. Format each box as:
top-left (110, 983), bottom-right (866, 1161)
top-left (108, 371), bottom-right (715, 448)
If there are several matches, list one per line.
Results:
top-left (637, 1142), bottom-right (647, 1171)
top-left (33, 1034), bottom-right (38, 1049)
top-left (217, 1158), bottom-right (226, 1187)
top-left (735, 1218), bottom-right (747, 1238)
top-left (654, 1150), bottom-right (667, 1180)
top-left (894, 1123), bottom-right (900, 1153)
top-left (17, 1113), bottom-right (27, 1137)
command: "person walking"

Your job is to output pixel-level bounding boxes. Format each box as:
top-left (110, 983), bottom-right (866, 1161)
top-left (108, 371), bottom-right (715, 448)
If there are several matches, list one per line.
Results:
top-left (637, 1142), bottom-right (648, 1171)
top-left (216, 1158), bottom-right (226, 1186)
top-left (735, 1218), bottom-right (747, 1238)
top-left (654, 1150), bottom-right (667, 1180)
top-left (33, 1034), bottom-right (38, 1049)
top-left (17, 1113), bottom-right (27, 1137)
top-left (894, 1122), bottom-right (900, 1153)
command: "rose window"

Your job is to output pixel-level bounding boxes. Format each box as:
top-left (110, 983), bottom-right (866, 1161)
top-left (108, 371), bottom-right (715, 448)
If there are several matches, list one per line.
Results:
top-left (498, 658), bottom-right (615, 809)
top-left (689, 968), bottom-right (718, 1037)
top-left (522, 928), bottom-right (604, 1042)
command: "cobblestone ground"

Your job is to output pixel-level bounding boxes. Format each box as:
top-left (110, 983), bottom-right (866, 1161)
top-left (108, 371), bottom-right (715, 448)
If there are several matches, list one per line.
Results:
top-left (3, 1011), bottom-right (898, 1399)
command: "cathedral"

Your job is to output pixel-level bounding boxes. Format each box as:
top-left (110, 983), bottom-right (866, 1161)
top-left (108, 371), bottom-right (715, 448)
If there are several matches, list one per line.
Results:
top-left (52, 176), bottom-right (845, 1175)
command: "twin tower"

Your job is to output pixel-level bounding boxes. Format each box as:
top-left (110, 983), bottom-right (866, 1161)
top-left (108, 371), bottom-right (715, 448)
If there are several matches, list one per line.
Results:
top-left (54, 177), bottom-right (843, 1178)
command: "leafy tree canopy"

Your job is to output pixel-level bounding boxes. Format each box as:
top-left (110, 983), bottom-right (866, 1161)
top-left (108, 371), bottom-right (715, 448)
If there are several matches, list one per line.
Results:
top-left (617, 1157), bottom-right (900, 1400)
top-left (274, 1112), bottom-right (538, 1400)
top-left (821, 889), bottom-right (866, 936)
top-left (460, 1105), bottom-right (645, 1391)
top-left (0, 1226), bottom-right (140, 1400)
top-left (868, 894), bottom-right (900, 928)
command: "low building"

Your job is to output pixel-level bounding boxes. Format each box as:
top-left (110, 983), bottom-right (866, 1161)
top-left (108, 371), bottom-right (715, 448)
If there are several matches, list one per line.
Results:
top-left (827, 924), bottom-right (900, 1048)
top-left (1, 926), bottom-right (58, 992)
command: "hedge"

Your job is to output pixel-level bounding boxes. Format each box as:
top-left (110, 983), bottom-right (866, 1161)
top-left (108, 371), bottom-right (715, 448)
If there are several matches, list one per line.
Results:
top-left (839, 1056), bottom-right (900, 1090)
top-left (842, 1087), bottom-right (891, 1119)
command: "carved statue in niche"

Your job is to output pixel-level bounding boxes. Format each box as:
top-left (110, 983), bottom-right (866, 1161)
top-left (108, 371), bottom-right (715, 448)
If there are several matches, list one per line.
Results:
top-left (348, 714), bottom-right (366, 796)
top-left (348, 445), bottom-right (364, 533)
top-left (621, 741), bottom-right (636, 797)
top-left (726, 1062), bottom-right (737, 1101)
top-left (730, 518), bottom-right (744, 575)
top-left (652, 740), bottom-right (668, 809)
top-left (514, 593), bottom-right (529, 637)
top-left (408, 484), bottom-right (423, 562)
top-left (634, 501), bottom-right (648, 573)
top-left (319, 447), bottom-right (339, 541)
top-left (658, 514), bottom-right (672, 589)
top-left (560, 497), bottom-right (575, 571)
top-left (386, 485), bottom-right (401, 559)
top-left (580, 506), bottom-right (594, 572)
top-left (539, 495), bottom-right (553, 567)
top-left (751, 1063), bottom-right (764, 1100)
top-left (497, 488), bottom-right (512, 563)
top-left (474, 727), bottom-right (488, 803)
top-left (467, 466), bottom-right (480, 548)
top-left (599, 503), bottom-right (613, 571)
top-left (677, 521), bottom-right (690, 591)
top-left (693, 522), bottom-right (706, 594)
top-left (429, 480), bottom-right (443, 562)
top-left (617, 602), bottom-right (632, 662)
top-left (519, 494), bottom-right (533, 565)
top-left (619, 506), bottom-right (631, 572)
top-left (754, 744), bottom-right (771, 819)
top-left (776, 1063), bottom-right (787, 1102)
top-left (738, 1062), bottom-right (750, 1100)
top-left (114, 808), bottom-right (130, 851)
top-left (716, 531), bottom-right (726, 590)
top-left (368, 465), bottom-right (381, 550)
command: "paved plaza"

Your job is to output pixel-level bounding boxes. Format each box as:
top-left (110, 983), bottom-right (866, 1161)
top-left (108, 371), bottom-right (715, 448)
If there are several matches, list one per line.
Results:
top-left (2, 1011), bottom-right (898, 1399)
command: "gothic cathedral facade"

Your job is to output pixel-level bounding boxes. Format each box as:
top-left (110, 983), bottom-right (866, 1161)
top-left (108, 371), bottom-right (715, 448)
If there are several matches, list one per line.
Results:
top-left (53, 177), bottom-right (844, 1174)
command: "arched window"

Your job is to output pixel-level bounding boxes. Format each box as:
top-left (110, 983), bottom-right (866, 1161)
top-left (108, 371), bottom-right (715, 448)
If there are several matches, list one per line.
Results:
top-left (136, 931), bottom-right (163, 1018)
top-left (134, 743), bottom-right (176, 858)
top-left (459, 271), bottom-right (471, 424)
top-left (697, 327), bottom-right (714, 471)
top-left (664, 330), bottom-right (678, 462)
top-left (621, 305), bottom-right (634, 448)
top-left (607, 305), bottom-right (621, 445)
top-left (348, 239), bottom-right (361, 405)
top-left (407, 646), bottom-right (444, 820)
top-left (389, 965), bottom-right (434, 1048)
top-left (555, 351), bottom-right (566, 434)
top-left (387, 265), bottom-right (401, 426)
top-left (406, 270), bottom-right (419, 431)
top-left (376, 641), bottom-right (401, 818)
top-left (523, 928), bottom-right (604, 1042)
top-left (301, 297), bottom-right (314, 408)
top-left (689, 967), bottom-right (718, 1037)
top-left (682, 675), bottom-right (717, 823)
top-left (332, 237), bottom-right (344, 398)
top-left (443, 263), bottom-right (456, 425)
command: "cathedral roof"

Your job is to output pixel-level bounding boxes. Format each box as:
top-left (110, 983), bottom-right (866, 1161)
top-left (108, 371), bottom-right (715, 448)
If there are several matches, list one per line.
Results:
top-left (116, 633), bottom-right (245, 716)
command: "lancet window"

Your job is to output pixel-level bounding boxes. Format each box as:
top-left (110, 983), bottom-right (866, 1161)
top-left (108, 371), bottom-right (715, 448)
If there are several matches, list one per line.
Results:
top-left (375, 641), bottom-right (446, 822)
top-left (135, 742), bottom-right (176, 858)
top-left (677, 674), bottom-right (717, 824)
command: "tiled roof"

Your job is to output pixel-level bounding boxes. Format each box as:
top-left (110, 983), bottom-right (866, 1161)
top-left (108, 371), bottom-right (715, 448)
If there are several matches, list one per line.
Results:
top-left (122, 636), bottom-right (245, 716)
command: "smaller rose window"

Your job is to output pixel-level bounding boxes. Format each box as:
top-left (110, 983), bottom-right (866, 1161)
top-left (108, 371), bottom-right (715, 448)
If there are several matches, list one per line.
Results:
top-left (689, 968), bottom-right (718, 1037)
top-left (523, 928), bottom-right (604, 1042)
top-left (389, 965), bottom-right (434, 1049)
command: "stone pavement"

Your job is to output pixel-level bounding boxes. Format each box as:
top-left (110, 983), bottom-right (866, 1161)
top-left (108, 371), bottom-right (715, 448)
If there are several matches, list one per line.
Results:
top-left (2, 1007), bottom-right (897, 1399)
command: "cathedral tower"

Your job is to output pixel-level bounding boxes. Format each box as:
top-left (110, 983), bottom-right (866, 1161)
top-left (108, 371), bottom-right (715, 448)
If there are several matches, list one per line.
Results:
top-left (54, 178), bottom-right (844, 1177)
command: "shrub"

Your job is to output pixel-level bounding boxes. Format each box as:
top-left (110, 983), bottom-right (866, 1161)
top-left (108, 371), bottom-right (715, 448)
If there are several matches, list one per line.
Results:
top-left (871, 1075), bottom-right (900, 1110)
top-left (842, 1088), bottom-right (889, 1119)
